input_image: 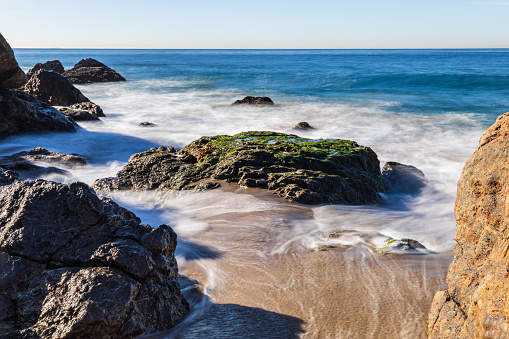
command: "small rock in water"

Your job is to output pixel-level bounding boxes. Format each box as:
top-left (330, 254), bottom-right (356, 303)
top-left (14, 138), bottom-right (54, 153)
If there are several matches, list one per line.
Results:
top-left (375, 238), bottom-right (427, 255)
top-left (232, 96), bottom-right (274, 105)
top-left (294, 122), bottom-right (313, 130)
top-left (382, 161), bottom-right (426, 195)
top-left (139, 122), bottom-right (158, 127)
top-left (62, 58), bottom-right (126, 84)
top-left (312, 245), bottom-right (335, 252)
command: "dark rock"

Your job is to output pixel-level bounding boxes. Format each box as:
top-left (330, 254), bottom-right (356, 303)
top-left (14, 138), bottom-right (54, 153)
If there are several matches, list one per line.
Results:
top-left (0, 88), bottom-right (76, 139)
top-left (94, 131), bottom-right (386, 205)
top-left (0, 33), bottom-right (27, 89)
top-left (382, 161), bottom-right (426, 195)
top-left (0, 147), bottom-right (86, 179)
top-left (58, 102), bottom-right (105, 121)
top-left (0, 179), bottom-right (189, 337)
top-left (232, 96), bottom-right (274, 105)
top-left (426, 112), bottom-right (509, 338)
top-left (24, 69), bottom-right (90, 106)
top-left (27, 60), bottom-right (64, 79)
top-left (0, 167), bottom-right (18, 186)
top-left (294, 122), bottom-right (313, 130)
top-left (63, 58), bottom-right (126, 84)
top-left (139, 122), bottom-right (157, 127)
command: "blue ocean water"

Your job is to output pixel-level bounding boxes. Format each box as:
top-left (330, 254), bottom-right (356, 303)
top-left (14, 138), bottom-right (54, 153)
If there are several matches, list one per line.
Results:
top-left (15, 49), bottom-right (509, 116)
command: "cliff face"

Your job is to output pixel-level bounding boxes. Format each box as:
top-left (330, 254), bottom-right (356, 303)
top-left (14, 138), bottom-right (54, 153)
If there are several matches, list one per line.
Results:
top-left (427, 112), bottom-right (509, 338)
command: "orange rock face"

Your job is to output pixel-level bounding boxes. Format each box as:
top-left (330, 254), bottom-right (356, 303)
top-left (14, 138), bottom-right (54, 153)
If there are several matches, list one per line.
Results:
top-left (426, 112), bottom-right (509, 338)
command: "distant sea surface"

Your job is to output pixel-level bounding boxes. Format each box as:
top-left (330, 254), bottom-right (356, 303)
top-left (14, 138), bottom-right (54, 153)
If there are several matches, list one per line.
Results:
top-left (6, 48), bottom-right (509, 337)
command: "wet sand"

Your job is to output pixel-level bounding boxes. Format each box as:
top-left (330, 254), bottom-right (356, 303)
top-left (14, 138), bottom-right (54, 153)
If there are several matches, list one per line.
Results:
top-left (143, 185), bottom-right (453, 338)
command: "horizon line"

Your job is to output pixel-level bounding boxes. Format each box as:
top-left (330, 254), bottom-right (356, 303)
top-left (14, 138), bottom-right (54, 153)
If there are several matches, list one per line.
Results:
top-left (12, 47), bottom-right (509, 50)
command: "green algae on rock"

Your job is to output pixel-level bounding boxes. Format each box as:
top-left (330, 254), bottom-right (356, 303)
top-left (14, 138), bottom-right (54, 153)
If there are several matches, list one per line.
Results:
top-left (93, 131), bottom-right (386, 204)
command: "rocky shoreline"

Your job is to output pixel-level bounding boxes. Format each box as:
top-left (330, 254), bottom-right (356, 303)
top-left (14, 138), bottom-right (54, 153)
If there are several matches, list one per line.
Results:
top-left (2, 32), bottom-right (509, 338)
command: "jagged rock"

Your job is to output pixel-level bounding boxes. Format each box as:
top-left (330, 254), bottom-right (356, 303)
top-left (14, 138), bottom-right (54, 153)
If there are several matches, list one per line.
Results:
top-left (58, 102), bottom-right (105, 121)
top-left (0, 179), bottom-right (189, 337)
top-left (426, 112), bottom-right (509, 338)
top-left (0, 167), bottom-right (18, 185)
top-left (232, 96), bottom-right (274, 105)
top-left (382, 161), bottom-right (426, 195)
top-left (27, 60), bottom-right (64, 79)
top-left (24, 69), bottom-right (90, 106)
top-left (62, 58), bottom-right (126, 84)
top-left (0, 33), bottom-right (27, 88)
top-left (0, 88), bottom-right (75, 139)
top-left (94, 131), bottom-right (386, 205)
top-left (294, 122), bottom-right (313, 130)
top-left (1, 146), bottom-right (86, 168)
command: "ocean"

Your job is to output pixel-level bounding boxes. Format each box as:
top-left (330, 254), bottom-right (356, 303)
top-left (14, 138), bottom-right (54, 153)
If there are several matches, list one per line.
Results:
top-left (7, 48), bottom-right (509, 337)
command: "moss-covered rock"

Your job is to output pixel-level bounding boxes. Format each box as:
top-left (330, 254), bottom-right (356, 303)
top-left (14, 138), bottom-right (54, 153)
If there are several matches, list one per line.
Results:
top-left (93, 131), bottom-right (386, 204)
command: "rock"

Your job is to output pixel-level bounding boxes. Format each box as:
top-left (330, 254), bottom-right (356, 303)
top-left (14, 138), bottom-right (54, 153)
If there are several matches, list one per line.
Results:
top-left (62, 58), bottom-right (126, 84)
top-left (426, 112), bottom-right (509, 338)
top-left (58, 102), bottom-right (105, 121)
top-left (1, 146), bottom-right (86, 168)
top-left (0, 179), bottom-right (189, 337)
top-left (382, 161), bottom-right (426, 195)
top-left (0, 167), bottom-right (18, 185)
top-left (294, 122), bottom-right (313, 130)
top-left (93, 131), bottom-right (386, 205)
top-left (139, 122), bottom-right (157, 127)
top-left (0, 88), bottom-right (76, 139)
top-left (375, 238), bottom-right (427, 255)
top-left (232, 96), bottom-right (274, 105)
top-left (24, 69), bottom-right (90, 106)
top-left (27, 60), bottom-right (64, 79)
top-left (0, 33), bottom-right (27, 88)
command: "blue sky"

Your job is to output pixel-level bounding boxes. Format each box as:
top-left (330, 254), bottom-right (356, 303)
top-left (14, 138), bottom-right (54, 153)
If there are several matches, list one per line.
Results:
top-left (1, 0), bottom-right (508, 48)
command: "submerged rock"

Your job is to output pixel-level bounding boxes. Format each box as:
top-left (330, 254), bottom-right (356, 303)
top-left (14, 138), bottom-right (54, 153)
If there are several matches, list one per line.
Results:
top-left (0, 178), bottom-right (189, 337)
top-left (24, 69), bottom-right (90, 106)
top-left (58, 102), bottom-right (105, 121)
top-left (0, 33), bottom-right (27, 88)
top-left (139, 121), bottom-right (158, 127)
top-left (63, 58), bottom-right (126, 84)
top-left (426, 112), bottom-right (509, 338)
top-left (94, 131), bottom-right (386, 205)
top-left (382, 161), bottom-right (426, 195)
top-left (294, 122), bottom-right (313, 130)
top-left (0, 88), bottom-right (76, 139)
top-left (232, 96), bottom-right (274, 105)
top-left (27, 60), bottom-right (65, 79)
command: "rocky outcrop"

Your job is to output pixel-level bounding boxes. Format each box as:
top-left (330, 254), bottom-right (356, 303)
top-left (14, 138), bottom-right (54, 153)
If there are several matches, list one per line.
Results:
top-left (0, 177), bottom-right (189, 337)
top-left (0, 147), bottom-right (86, 178)
top-left (24, 69), bottom-right (90, 106)
top-left (94, 131), bottom-right (386, 205)
top-left (58, 102), bottom-right (105, 121)
top-left (0, 88), bottom-right (76, 139)
top-left (426, 112), bottom-right (509, 338)
top-left (232, 96), bottom-right (274, 105)
top-left (27, 60), bottom-right (65, 79)
top-left (382, 162), bottom-right (426, 195)
top-left (0, 33), bottom-right (27, 89)
top-left (63, 58), bottom-right (126, 84)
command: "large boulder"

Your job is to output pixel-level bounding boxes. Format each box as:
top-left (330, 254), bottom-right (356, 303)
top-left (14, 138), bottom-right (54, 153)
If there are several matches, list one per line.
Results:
top-left (232, 96), bottom-right (274, 105)
top-left (24, 69), bottom-right (90, 106)
top-left (0, 88), bottom-right (76, 139)
top-left (94, 131), bottom-right (386, 205)
top-left (27, 60), bottom-right (65, 79)
top-left (0, 33), bottom-right (27, 89)
top-left (426, 112), bottom-right (509, 338)
top-left (63, 58), bottom-right (126, 84)
top-left (0, 176), bottom-right (189, 337)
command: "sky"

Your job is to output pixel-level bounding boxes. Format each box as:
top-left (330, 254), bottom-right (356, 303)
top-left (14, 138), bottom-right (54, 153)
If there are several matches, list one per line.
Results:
top-left (1, 0), bottom-right (508, 49)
